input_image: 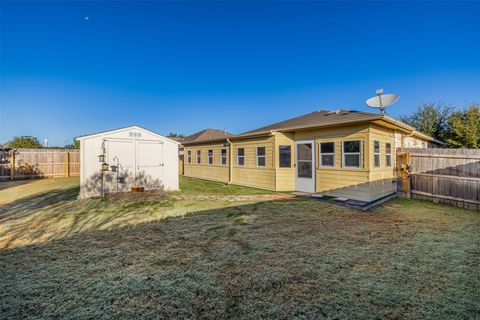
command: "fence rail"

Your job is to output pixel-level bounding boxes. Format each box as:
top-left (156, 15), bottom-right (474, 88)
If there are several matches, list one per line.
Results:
top-left (397, 148), bottom-right (480, 210)
top-left (0, 149), bottom-right (80, 180)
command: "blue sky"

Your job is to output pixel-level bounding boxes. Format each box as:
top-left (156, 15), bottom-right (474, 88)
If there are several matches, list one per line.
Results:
top-left (1, 1), bottom-right (479, 146)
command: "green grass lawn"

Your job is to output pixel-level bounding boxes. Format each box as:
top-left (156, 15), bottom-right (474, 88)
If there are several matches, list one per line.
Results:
top-left (175, 176), bottom-right (276, 195)
top-left (0, 178), bottom-right (478, 319)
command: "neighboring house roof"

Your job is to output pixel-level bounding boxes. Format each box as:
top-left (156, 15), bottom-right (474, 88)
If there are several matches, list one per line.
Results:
top-left (182, 129), bottom-right (235, 145)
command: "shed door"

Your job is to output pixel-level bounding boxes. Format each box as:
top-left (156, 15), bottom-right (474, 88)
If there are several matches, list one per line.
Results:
top-left (295, 141), bottom-right (315, 193)
top-left (105, 140), bottom-right (135, 193)
top-left (136, 140), bottom-right (164, 189)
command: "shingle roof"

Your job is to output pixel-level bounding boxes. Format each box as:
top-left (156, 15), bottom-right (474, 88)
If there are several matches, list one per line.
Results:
top-left (182, 128), bottom-right (234, 144)
top-left (237, 110), bottom-right (384, 137)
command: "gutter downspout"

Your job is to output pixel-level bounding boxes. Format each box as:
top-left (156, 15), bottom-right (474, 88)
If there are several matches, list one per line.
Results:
top-left (226, 138), bottom-right (233, 184)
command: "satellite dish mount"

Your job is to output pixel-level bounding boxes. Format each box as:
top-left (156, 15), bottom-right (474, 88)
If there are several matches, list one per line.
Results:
top-left (366, 89), bottom-right (399, 114)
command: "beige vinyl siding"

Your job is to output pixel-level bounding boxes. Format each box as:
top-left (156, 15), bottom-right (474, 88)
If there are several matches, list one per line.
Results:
top-left (182, 122), bottom-right (422, 202)
top-left (273, 132), bottom-right (295, 191)
top-left (293, 124), bottom-right (370, 199)
top-left (231, 136), bottom-right (276, 190)
top-left (366, 125), bottom-right (395, 200)
top-left (184, 143), bottom-right (229, 183)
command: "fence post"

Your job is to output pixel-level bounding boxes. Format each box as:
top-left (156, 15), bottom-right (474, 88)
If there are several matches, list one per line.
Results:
top-left (10, 151), bottom-right (15, 180)
top-left (65, 151), bottom-right (70, 177)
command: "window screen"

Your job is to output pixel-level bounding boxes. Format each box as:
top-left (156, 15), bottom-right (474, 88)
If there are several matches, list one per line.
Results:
top-left (279, 146), bottom-right (291, 168)
top-left (374, 141), bottom-right (380, 168)
top-left (196, 150), bottom-right (201, 164)
top-left (237, 148), bottom-right (245, 166)
top-left (320, 142), bottom-right (335, 167)
top-left (221, 148), bottom-right (227, 165)
top-left (256, 147), bottom-right (266, 167)
top-left (208, 150), bottom-right (213, 165)
top-left (343, 141), bottom-right (361, 168)
top-left (386, 143), bottom-right (392, 167)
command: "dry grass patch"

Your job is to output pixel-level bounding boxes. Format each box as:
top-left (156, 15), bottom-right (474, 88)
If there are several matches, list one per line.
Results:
top-left (0, 188), bottom-right (478, 319)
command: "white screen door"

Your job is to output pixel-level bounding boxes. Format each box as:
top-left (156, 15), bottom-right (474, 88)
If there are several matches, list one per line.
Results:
top-left (295, 141), bottom-right (315, 193)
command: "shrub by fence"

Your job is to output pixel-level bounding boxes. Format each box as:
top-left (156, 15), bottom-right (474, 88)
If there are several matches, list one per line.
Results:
top-left (0, 149), bottom-right (80, 180)
top-left (397, 148), bottom-right (480, 210)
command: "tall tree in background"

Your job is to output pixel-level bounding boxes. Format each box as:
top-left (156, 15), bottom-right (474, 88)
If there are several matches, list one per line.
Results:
top-left (167, 132), bottom-right (186, 139)
top-left (400, 103), bottom-right (452, 141)
top-left (446, 104), bottom-right (480, 149)
top-left (6, 136), bottom-right (42, 148)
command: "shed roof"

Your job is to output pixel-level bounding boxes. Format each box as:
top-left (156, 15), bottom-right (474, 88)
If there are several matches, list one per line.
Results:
top-left (75, 125), bottom-right (180, 144)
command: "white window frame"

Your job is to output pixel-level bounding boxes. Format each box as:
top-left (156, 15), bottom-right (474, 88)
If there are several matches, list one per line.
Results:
top-left (256, 147), bottom-right (266, 167)
top-left (196, 150), bottom-right (201, 164)
top-left (373, 140), bottom-right (381, 168)
top-left (342, 140), bottom-right (362, 168)
top-left (237, 148), bottom-right (245, 166)
top-left (386, 143), bottom-right (392, 167)
top-left (187, 150), bottom-right (191, 164)
top-left (319, 142), bottom-right (335, 167)
top-left (208, 149), bottom-right (213, 165)
top-left (221, 148), bottom-right (227, 166)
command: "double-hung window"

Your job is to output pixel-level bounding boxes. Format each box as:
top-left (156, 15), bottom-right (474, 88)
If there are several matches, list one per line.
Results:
top-left (256, 147), bottom-right (266, 167)
top-left (221, 148), bottom-right (227, 165)
top-left (373, 141), bottom-right (380, 168)
top-left (279, 146), bottom-right (291, 168)
top-left (386, 143), bottom-right (392, 167)
top-left (196, 150), bottom-right (201, 164)
top-left (208, 150), bottom-right (213, 165)
top-left (343, 141), bottom-right (362, 168)
top-left (319, 142), bottom-right (335, 167)
top-left (237, 148), bottom-right (245, 166)
top-left (187, 150), bottom-right (192, 164)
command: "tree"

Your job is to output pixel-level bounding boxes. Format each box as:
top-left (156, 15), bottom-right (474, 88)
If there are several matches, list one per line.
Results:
top-left (6, 136), bottom-right (42, 149)
top-left (65, 139), bottom-right (80, 149)
top-left (400, 103), bottom-right (452, 141)
top-left (446, 104), bottom-right (480, 149)
top-left (167, 132), bottom-right (186, 139)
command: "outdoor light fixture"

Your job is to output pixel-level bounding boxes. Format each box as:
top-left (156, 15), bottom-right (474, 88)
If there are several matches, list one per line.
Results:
top-left (101, 162), bottom-right (109, 171)
top-left (98, 154), bottom-right (106, 163)
top-left (110, 165), bottom-right (118, 173)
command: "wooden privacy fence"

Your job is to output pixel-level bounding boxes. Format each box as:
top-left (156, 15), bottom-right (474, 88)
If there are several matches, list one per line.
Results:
top-left (0, 149), bottom-right (80, 180)
top-left (397, 148), bottom-right (480, 210)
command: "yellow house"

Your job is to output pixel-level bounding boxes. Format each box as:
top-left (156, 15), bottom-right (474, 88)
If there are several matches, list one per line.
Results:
top-left (182, 110), bottom-right (441, 202)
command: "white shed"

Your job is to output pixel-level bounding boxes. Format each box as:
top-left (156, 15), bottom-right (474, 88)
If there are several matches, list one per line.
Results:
top-left (77, 125), bottom-right (179, 199)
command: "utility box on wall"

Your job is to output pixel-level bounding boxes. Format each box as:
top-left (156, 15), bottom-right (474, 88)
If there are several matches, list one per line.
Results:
top-left (77, 125), bottom-right (179, 199)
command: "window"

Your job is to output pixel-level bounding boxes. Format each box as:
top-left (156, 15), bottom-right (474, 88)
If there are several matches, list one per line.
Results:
top-left (374, 140), bottom-right (380, 168)
top-left (279, 145), bottom-right (291, 168)
top-left (221, 148), bottom-right (227, 165)
top-left (319, 142), bottom-right (335, 167)
top-left (208, 149), bottom-right (213, 165)
top-left (237, 148), bottom-right (245, 166)
top-left (256, 147), bottom-right (266, 167)
top-left (187, 150), bottom-right (192, 164)
top-left (386, 143), bottom-right (392, 167)
top-left (196, 150), bottom-right (201, 164)
top-left (343, 141), bottom-right (361, 168)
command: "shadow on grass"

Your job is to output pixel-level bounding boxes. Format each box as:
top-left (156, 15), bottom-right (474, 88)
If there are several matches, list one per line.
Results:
top-left (0, 197), bottom-right (478, 319)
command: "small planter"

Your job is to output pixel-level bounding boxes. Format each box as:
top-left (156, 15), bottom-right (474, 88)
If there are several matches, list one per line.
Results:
top-left (131, 187), bottom-right (145, 193)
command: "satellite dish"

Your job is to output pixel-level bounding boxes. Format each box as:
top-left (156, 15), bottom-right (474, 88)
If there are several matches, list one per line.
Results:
top-left (366, 89), bottom-right (399, 114)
